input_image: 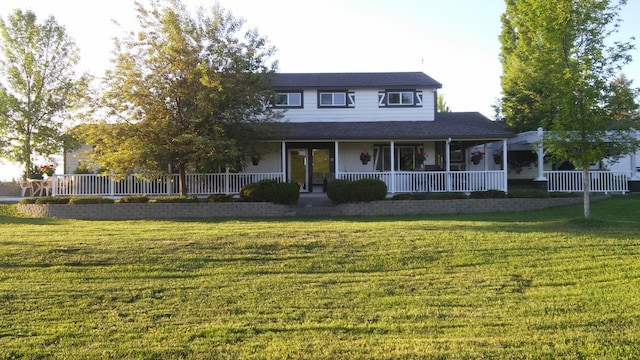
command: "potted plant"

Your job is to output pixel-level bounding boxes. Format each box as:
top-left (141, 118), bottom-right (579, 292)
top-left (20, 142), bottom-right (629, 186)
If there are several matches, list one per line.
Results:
top-left (360, 151), bottom-right (371, 165)
top-left (493, 152), bottom-right (503, 164)
top-left (40, 163), bottom-right (56, 177)
top-left (470, 151), bottom-right (485, 165)
top-left (415, 150), bottom-right (427, 163)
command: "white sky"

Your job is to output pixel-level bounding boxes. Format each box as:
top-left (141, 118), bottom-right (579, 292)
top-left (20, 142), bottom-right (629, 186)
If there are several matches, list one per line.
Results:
top-left (1, 0), bottom-right (639, 181)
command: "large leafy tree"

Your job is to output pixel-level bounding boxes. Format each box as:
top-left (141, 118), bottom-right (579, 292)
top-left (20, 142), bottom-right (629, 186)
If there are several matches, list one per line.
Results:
top-left (499, 0), bottom-right (639, 218)
top-left (75, 0), bottom-right (280, 195)
top-left (0, 9), bottom-right (88, 178)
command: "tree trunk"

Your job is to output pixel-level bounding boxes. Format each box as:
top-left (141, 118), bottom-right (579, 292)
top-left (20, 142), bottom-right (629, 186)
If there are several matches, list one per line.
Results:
top-left (583, 166), bottom-right (591, 219)
top-left (178, 165), bottom-right (187, 196)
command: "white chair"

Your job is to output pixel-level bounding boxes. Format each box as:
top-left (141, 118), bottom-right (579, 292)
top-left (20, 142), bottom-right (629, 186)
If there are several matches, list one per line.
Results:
top-left (19, 179), bottom-right (33, 197)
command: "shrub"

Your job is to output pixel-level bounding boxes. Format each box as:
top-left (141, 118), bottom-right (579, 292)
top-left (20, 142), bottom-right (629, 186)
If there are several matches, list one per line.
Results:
top-left (392, 192), bottom-right (468, 200)
top-left (469, 190), bottom-right (507, 199)
top-left (351, 178), bottom-right (387, 202)
top-left (326, 179), bottom-right (353, 204)
top-left (549, 192), bottom-right (582, 198)
top-left (507, 189), bottom-right (550, 198)
top-left (69, 196), bottom-right (115, 204)
top-left (35, 197), bottom-right (71, 204)
top-left (327, 178), bottom-right (387, 204)
top-left (120, 195), bottom-right (150, 203)
top-left (240, 180), bottom-right (299, 205)
top-left (207, 194), bottom-right (236, 202)
top-left (18, 198), bottom-right (37, 204)
top-left (152, 196), bottom-right (200, 203)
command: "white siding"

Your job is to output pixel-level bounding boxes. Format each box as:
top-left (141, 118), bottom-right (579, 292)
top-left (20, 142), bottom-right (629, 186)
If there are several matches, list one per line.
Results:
top-left (64, 144), bottom-right (96, 174)
top-left (280, 88), bottom-right (436, 123)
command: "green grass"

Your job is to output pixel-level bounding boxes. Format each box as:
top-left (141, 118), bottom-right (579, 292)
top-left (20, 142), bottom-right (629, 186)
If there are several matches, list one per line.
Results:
top-left (1, 196), bottom-right (639, 359)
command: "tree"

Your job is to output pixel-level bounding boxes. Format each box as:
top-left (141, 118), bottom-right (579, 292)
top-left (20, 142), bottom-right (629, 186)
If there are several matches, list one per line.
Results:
top-left (436, 94), bottom-right (451, 112)
top-left (74, 0), bottom-right (280, 196)
top-left (499, 0), bottom-right (639, 219)
top-left (0, 9), bottom-right (88, 178)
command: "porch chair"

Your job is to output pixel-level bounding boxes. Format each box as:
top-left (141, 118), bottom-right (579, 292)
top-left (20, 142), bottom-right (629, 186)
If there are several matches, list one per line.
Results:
top-left (19, 179), bottom-right (33, 197)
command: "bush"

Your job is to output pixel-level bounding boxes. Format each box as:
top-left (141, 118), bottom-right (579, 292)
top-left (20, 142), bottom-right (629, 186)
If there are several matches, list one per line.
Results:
top-left (326, 179), bottom-right (353, 204)
top-left (69, 196), bottom-right (114, 204)
top-left (549, 192), bottom-right (582, 198)
top-left (18, 198), bottom-right (37, 204)
top-left (469, 190), bottom-right (507, 199)
top-left (351, 178), bottom-right (387, 202)
top-left (240, 180), bottom-right (300, 205)
top-left (327, 178), bottom-right (387, 204)
top-left (207, 194), bottom-right (236, 202)
top-left (120, 195), bottom-right (150, 203)
top-left (392, 192), bottom-right (468, 200)
top-left (507, 189), bottom-right (550, 198)
top-left (35, 197), bottom-right (71, 204)
top-left (152, 196), bottom-right (200, 203)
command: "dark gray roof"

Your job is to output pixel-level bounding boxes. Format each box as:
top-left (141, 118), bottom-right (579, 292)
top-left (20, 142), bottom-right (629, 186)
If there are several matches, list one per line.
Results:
top-left (266, 112), bottom-right (514, 141)
top-left (272, 72), bottom-right (442, 90)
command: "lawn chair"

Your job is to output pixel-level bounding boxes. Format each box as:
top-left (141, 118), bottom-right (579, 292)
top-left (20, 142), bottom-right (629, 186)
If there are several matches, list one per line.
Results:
top-left (19, 179), bottom-right (33, 197)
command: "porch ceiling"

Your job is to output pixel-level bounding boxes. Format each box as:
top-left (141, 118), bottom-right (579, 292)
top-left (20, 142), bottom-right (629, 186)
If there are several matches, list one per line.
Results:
top-left (266, 112), bottom-right (515, 141)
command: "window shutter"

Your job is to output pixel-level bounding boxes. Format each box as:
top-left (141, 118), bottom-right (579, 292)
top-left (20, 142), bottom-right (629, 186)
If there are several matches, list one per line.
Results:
top-left (415, 91), bottom-right (423, 106)
top-left (378, 92), bottom-right (386, 107)
top-left (347, 92), bottom-right (355, 107)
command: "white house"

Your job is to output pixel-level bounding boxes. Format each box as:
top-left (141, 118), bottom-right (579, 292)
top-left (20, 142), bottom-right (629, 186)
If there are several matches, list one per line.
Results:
top-left (61, 71), bottom-right (515, 196)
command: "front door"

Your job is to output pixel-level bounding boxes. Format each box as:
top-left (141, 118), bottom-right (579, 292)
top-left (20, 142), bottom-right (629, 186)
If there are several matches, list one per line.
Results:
top-left (289, 149), bottom-right (308, 192)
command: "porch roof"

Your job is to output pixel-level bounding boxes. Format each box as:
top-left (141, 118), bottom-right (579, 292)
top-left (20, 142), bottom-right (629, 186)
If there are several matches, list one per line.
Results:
top-left (267, 112), bottom-right (514, 141)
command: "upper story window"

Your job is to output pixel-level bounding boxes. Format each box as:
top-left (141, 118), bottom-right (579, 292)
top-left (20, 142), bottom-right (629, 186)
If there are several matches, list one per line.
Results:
top-left (317, 91), bottom-right (355, 108)
top-left (274, 92), bottom-right (303, 108)
top-left (378, 90), bottom-right (423, 107)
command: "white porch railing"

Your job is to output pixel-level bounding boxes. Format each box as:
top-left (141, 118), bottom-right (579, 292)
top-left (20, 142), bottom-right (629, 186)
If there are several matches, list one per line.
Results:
top-left (338, 171), bottom-right (506, 193)
top-left (545, 171), bottom-right (629, 193)
top-left (51, 173), bottom-right (284, 196)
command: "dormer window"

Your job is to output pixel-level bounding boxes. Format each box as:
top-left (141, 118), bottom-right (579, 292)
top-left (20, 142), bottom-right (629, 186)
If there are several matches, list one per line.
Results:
top-left (317, 91), bottom-right (355, 108)
top-left (274, 92), bottom-right (303, 108)
top-left (378, 90), bottom-right (423, 107)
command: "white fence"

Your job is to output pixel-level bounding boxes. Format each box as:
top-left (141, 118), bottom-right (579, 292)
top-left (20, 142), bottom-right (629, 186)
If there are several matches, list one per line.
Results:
top-left (338, 171), bottom-right (506, 193)
top-left (545, 171), bottom-right (629, 193)
top-left (51, 173), bottom-right (284, 197)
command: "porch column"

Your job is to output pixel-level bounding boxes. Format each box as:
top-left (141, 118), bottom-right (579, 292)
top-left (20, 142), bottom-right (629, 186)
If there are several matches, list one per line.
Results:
top-left (445, 138), bottom-right (451, 191)
top-left (535, 127), bottom-right (546, 181)
top-left (483, 144), bottom-right (488, 171)
top-left (502, 139), bottom-right (508, 192)
top-left (334, 141), bottom-right (339, 180)
top-left (281, 141), bottom-right (286, 183)
top-left (390, 141), bottom-right (396, 193)
top-left (631, 151), bottom-right (639, 180)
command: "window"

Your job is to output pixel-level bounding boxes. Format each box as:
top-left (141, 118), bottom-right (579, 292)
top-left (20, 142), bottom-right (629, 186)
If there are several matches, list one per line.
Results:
top-left (388, 91), bottom-right (414, 105)
top-left (378, 90), bottom-right (423, 107)
top-left (317, 91), bottom-right (355, 108)
top-left (274, 92), bottom-right (302, 107)
top-left (320, 92), bottom-right (345, 106)
top-left (375, 146), bottom-right (420, 171)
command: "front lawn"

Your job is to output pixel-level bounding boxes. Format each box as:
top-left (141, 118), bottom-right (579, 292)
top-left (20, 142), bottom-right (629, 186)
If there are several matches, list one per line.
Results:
top-left (0, 196), bottom-right (639, 359)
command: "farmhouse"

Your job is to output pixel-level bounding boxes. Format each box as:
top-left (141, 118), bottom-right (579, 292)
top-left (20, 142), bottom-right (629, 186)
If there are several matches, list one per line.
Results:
top-left (63, 71), bottom-right (515, 196)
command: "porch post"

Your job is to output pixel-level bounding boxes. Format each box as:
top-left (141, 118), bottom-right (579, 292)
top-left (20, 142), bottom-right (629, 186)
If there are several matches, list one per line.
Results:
top-left (502, 139), bottom-right (508, 192)
top-left (630, 151), bottom-right (639, 180)
top-left (535, 127), bottom-right (546, 181)
top-left (445, 138), bottom-right (451, 191)
top-left (334, 141), bottom-right (339, 180)
top-left (390, 141), bottom-right (396, 193)
top-left (483, 144), bottom-right (488, 171)
top-left (281, 141), bottom-right (286, 183)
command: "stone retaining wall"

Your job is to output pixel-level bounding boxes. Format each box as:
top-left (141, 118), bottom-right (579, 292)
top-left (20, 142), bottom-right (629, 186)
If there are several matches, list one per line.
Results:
top-left (17, 197), bottom-right (584, 220)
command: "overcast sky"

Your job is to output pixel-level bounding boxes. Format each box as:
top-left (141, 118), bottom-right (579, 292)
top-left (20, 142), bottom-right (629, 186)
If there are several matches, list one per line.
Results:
top-left (1, 0), bottom-right (639, 180)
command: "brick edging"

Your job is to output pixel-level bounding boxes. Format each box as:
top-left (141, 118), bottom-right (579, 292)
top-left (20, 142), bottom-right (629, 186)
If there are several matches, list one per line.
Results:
top-left (17, 197), bottom-right (584, 220)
